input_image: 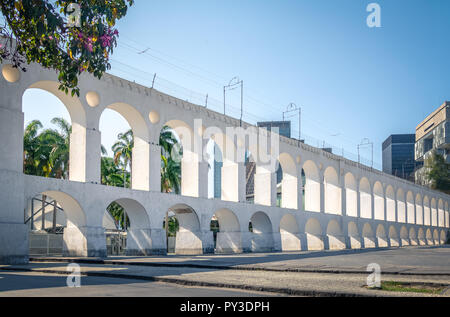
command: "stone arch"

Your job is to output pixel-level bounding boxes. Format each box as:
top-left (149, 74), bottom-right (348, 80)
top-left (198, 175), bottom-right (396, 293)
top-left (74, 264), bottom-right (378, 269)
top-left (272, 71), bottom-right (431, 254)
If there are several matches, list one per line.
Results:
top-left (406, 191), bottom-right (415, 224)
top-left (440, 230), bottom-right (447, 244)
top-left (206, 129), bottom-right (240, 202)
top-left (373, 182), bottom-right (384, 220)
top-left (163, 120), bottom-right (200, 198)
top-left (31, 190), bottom-right (91, 257)
top-left (212, 208), bottom-right (241, 253)
top-left (344, 173), bottom-right (357, 217)
top-left (24, 81), bottom-right (88, 183)
top-left (418, 228), bottom-right (426, 245)
top-left (376, 224), bottom-right (388, 247)
top-left (415, 194), bottom-right (423, 225)
top-left (423, 196), bottom-right (431, 226)
top-left (362, 223), bottom-right (375, 248)
top-left (359, 178), bottom-right (372, 219)
top-left (348, 221), bottom-right (361, 249)
top-left (409, 227), bottom-right (418, 246)
top-left (324, 167), bottom-right (341, 215)
top-left (105, 198), bottom-right (151, 255)
top-left (167, 204), bottom-right (203, 255)
top-left (389, 225), bottom-right (399, 247)
top-left (400, 226), bottom-right (409, 246)
top-left (386, 186), bottom-right (396, 222)
top-left (438, 199), bottom-right (445, 228)
top-left (305, 218), bottom-right (324, 250)
top-left (278, 153), bottom-right (298, 209)
top-left (249, 211), bottom-right (274, 252)
top-left (397, 188), bottom-right (406, 223)
top-left (302, 161), bottom-right (320, 212)
top-left (426, 228), bottom-right (433, 245)
top-left (100, 102), bottom-right (150, 191)
top-left (433, 229), bottom-right (440, 245)
top-left (326, 219), bottom-right (345, 250)
top-left (431, 198), bottom-right (438, 227)
top-left (280, 214), bottom-right (301, 251)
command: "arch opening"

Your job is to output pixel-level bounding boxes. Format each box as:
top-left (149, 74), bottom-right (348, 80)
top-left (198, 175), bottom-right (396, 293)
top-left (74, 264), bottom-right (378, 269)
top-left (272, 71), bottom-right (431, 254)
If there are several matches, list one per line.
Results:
top-left (305, 218), bottom-right (324, 250)
top-left (415, 194), bottom-right (423, 225)
top-left (26, 191), bottom-right (91, 257)
top-left (388, 226), bottom-right (399, 247)
top-left (373, 182), bottom-right (384, 220)
top-left (397, 189), bottom-right (406, 223)
top-left (431, 199), bottom-right (438, 227)
top-left (280, 214), bottom-right (301, 251)
top-left (164, 204), bottom-right (203, 255)
top-left (23, 85), bottom-right (84, 182)
top-left (376, 224), bottom-right (388, 247)
top-left (406, 192), bottom-right (415, 224)
top-left (324, 167), bottom-right (341, 215)
top-left (249, 211), bottom-right (274, 252)
top-left (100, 104), bottom-right (150, 191)
top-left (302, 161), bottom-right (320, 213)
top-left (409, 227), bottom-right (418, 246)
top-left (348, 222), bottom-right (361, 249)
top-left (104, 198), bottom-right (151, 256)
top-left (210, 208), bottom-right (241, 253)
top-left (362, 223), bottom-right (375, 248)
top-left (400, 226), bottom-right (409, 246)
top-left (345, 173), bottom-right (357, 217)
top-left (359, 178), bottom-right (372, 219)
top-left (386, 186), bottom-right (396, 222)
top-left (278, 153), bottom-right (298, 209)
top-left (423, 196), bottom-right (431, 226)
top-left (326, 220), bottom-right (345, 250)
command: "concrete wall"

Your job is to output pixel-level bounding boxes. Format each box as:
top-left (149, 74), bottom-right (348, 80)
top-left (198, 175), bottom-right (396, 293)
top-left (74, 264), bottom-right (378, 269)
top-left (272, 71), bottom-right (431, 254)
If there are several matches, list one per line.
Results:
top-left (1, 61), bottom-right (449, 264)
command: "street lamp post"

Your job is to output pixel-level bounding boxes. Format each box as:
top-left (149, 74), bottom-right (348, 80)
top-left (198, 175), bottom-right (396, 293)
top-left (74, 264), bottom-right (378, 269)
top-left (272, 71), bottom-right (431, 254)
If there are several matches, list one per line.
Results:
top-left (223, 77), bottom-right (244, 126)
top-left (282, 103), bottom-right (301, 140)
top-left (358, 138), bottom-right (374, 168)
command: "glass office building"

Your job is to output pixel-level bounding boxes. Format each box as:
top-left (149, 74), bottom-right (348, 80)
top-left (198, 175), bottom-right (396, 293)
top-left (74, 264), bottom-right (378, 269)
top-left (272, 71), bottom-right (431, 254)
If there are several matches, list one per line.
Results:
top-left (382, 134), bottom-right (420, 181)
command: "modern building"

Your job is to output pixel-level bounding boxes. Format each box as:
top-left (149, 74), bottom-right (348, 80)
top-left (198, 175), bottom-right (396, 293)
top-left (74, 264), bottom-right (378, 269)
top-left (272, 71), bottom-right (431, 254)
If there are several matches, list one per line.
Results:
top-left (257, 121), bottom-right (291, 139)
top-left (382, 134), bottom-right (420, 181)
top-left (415, 101), bottom-right (450, 186)
top-left (244, 121), bottom-right (292, 204)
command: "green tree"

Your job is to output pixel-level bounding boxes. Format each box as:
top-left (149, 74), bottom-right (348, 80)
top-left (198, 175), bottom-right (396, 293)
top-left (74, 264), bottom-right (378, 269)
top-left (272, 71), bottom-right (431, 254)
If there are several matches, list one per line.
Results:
top-left (23, 117), bottom-right (70, 179)
top-left (0, 0), bottom-right (134, 96)
top-left (160, 126), bottom-right (182, 194)
top-left (425, 151), bottom-right (450, 194)
top-left (112, 129), bottom-right (133, 188)
top-left (23, 120), bottom-right (43, 175)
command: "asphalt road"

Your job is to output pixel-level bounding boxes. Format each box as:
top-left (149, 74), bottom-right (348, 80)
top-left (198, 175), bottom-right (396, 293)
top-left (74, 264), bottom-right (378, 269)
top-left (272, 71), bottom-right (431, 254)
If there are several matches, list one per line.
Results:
top-left (0, 271), bottom-right (280, 297)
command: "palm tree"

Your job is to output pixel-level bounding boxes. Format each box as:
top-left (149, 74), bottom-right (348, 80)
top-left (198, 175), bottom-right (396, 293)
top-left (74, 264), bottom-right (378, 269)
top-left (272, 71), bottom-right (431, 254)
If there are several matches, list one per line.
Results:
top-left (161, 155), bottom-right (181, 194)
top-left (48, 117), bottom-right (71, 179)
top-left (23, 120), bottom-right (43, 175)
top-left (112, 129), bottom-right (134, 188)
top-left (159, 126), bottom-right (182, 194)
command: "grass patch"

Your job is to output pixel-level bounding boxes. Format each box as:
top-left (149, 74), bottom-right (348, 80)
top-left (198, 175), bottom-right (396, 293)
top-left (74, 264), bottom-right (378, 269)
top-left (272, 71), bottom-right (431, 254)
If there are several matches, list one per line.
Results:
top-left (373, 281), bottom-right (447, 295)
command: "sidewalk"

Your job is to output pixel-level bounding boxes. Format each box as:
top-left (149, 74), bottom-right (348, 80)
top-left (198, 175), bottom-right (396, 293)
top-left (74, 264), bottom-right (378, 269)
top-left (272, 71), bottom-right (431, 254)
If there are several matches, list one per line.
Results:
top-left (1, 246), bottom-right (449, 297)
top-left (30, 245), bottom-right (450, 275)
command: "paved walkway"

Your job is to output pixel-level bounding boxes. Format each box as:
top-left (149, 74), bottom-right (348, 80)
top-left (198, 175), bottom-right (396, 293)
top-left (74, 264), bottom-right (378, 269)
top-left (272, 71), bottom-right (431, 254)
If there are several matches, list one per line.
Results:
top-left (1, 246), bottom-right (449, 297)
top-left (31, 245), bottom-right (450, 275)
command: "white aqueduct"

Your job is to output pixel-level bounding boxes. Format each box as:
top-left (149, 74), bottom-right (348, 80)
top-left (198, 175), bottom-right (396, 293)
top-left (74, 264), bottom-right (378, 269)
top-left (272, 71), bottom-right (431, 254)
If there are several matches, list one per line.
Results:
top-left (0, 61), bottom-right (449, 264)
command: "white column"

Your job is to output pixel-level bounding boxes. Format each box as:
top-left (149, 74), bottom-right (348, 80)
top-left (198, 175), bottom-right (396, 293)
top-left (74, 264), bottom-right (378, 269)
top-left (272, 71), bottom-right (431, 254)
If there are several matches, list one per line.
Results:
top-left (254, 165), bottom-right (277, 207)
top-left (319, 170), bottom-right (325, 213)
top-left (0, 90), bottom-right (28, 264)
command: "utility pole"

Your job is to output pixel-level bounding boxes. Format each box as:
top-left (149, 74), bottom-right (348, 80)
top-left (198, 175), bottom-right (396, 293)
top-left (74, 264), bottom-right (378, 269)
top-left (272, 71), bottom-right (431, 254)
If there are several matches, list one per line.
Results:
top-left (282, 103), bottom-right (301, 140)
top-left (223, 77), bottom-right (244, 126)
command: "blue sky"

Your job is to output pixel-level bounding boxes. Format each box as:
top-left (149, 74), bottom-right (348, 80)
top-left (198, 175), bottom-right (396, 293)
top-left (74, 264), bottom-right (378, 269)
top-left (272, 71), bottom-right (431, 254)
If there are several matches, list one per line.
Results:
top-left (23, 0), bottom-right (450, 169)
